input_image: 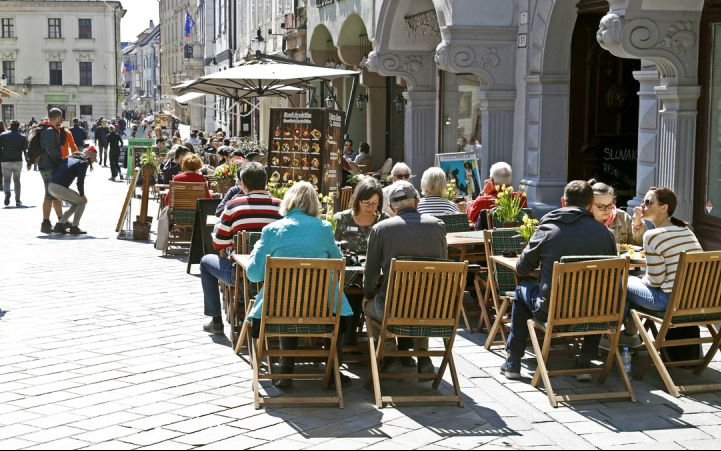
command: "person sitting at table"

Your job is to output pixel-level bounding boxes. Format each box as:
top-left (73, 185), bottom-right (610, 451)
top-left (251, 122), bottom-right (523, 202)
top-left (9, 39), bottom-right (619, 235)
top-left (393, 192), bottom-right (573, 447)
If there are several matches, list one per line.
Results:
top-left (417, 167), bottom-right (460, 216)
top-left (363, 181), bottom-right (447, 375)
top-left (466, 161), bottom-right (527, 228)
top-left (621, 187), bottom-right (702, 342)
top-left (200, 162), bottom-right (282, 335)
top-left (503, 180), bottom-right (616, 382)
top-left (333, 177), bottom-right (390, 345)
top-left (588, 179), bottom-right (646, 245)
top-left (215, 182), bottom-right (243, 216)
top-left (245, 181), bottom-right (355, 387)
top-left (381, 162), bottom-right (416, 216)
top-left (164, 153), bottom-right (211, 205)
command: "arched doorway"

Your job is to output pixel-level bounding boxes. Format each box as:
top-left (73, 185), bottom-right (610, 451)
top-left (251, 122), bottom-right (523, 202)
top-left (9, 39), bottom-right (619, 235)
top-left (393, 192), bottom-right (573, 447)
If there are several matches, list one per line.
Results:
top-left (567, 3), bottom-right (640, 207)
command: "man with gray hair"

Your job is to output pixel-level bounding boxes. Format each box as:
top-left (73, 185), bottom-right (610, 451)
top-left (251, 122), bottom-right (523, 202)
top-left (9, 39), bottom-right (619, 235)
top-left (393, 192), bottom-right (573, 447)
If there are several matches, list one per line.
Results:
top-left (363, 180), bottom-right (448, 374)
top-left (381, 162), bottom-right (413, 216)
top-left (467, 161), bottom-right (527, 227)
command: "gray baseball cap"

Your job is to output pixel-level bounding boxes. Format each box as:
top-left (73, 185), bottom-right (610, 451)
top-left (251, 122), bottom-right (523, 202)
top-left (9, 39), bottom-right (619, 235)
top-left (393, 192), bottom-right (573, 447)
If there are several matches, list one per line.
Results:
top-left (387, 181), bottom-right (419, 203)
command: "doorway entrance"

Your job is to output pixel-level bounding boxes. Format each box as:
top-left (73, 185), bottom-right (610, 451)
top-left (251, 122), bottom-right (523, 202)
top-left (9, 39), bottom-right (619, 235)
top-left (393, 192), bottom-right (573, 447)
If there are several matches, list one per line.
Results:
top-left (567, 11), bottom-right (640, 207)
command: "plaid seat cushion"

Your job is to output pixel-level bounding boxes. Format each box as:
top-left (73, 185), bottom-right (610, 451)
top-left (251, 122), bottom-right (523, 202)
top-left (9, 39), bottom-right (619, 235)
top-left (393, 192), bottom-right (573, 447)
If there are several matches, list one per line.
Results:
top-left (172, 208), bottom-right (196, 224)
top-left (265, 324), bottom-right (333, 334)
top-left (490, 229), bottom-right (525, 293)
top-left (439, 213), bottom-right (470, 233)
top-left (635, 306), bottom-right (721, 323)
top-left (387, 325), bottom-right (454, 338)
top-left (554, 322), bottom-right (613, 333)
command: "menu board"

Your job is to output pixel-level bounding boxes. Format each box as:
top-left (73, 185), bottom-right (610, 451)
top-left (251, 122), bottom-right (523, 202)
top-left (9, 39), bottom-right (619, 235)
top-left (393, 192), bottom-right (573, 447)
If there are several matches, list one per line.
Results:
top-left (267, 108), bottom-right (344, 197)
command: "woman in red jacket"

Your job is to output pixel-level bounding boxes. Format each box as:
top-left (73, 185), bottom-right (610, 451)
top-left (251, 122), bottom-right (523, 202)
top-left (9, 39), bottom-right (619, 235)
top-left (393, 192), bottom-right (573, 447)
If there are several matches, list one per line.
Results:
top-left (165, 153), bottom-right (211, 204)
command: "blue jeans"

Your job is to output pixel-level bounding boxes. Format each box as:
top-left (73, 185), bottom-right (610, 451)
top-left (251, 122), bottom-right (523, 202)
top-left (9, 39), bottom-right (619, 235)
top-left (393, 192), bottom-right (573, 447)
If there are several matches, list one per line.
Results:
top-left (626, 276), bottom-right (670, 315)
top-left (200, 254), bottom-right (237, 317)
top-left (506, 281), bottom-right (600, 363)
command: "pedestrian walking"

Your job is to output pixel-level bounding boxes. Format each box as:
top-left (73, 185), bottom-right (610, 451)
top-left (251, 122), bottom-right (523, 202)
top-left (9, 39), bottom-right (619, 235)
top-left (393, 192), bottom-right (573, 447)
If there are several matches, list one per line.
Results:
top-left (0, 120), bottom-right (28, 206)
top-left (107, 125), bottom-right (124, 181)
top-left (94, 120), bottom-right (110, 167)
top-left (70, 118), bottom-right (88, 149)
top-left (47, 148), bottom-right (96, 235)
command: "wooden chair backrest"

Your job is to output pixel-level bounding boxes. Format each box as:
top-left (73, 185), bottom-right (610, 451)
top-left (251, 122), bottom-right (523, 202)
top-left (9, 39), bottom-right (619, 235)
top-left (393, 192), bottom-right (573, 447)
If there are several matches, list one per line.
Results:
top-left (383, 259), bottom-right (468, 328)
top-left (261, 257), bottom-right (345, 326)
top-left (168, 181), bottom-right (208, 223)
top-left (357, 155), bottom-right (373, 173)
top-left (339, 186), bottom-right (353, 211)
top-left (547, 258), bottom-right (629, 327)
top-left (665, 250), bottom-right (721, 319)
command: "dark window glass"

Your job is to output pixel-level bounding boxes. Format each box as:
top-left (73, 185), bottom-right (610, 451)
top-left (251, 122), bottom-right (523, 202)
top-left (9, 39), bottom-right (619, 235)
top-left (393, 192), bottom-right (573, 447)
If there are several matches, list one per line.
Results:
top-left (79, 62), bottom-right (92, 86)
top-left (2, 61), bottom-right (15, 85)
top-left (1, 18), bottom-right (14, 38)
top-left (80, 105), bottom-right (92, 116)
top-left (49, 61), bottom-right (62, 85)
top-left (48, 18), bottom-right (62, 39)
top-left (2, 104), bottom-right (14, 123)
top-left (78, 19), bottom-right (92, 39)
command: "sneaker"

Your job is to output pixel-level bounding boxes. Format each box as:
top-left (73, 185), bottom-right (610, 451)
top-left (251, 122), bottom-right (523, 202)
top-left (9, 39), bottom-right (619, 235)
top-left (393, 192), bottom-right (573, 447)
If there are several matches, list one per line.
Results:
top-left (202, 319), bottom-right (224, 335)
top-left (109, 177), bottom-right (116, 181)
top-left (119, 174), bottom-right (124, 180)
top-left (619, 332), bottom-right (642, 348)
top-left (417, 357), bottom-right (434, 374)
top-left (68, 226), bottom-right (87, 235)
top-left (575, 358), bottom-right (593, 382)
top-left (400, 356), bottom-right (416, 367)
top-left (500, 360), bottom-right (522, 380)
top-left (15, 200), bottom-right (22, 207)
top-left (53, 222), bottom-right (69, 234)
top-left (40, 220), bottom-right (52, 234)
top-left (3, 197), bottom-right (9, 206)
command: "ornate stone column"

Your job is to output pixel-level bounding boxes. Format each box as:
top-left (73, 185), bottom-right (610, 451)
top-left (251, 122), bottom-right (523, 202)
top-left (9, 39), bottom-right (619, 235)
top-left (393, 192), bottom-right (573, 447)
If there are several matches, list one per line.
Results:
top-left (365, 50), bottom-right (437, 178)
top-left (629, 66), bottom-right (660, 212)
top-left (597, 0), bottom-right (703, 221)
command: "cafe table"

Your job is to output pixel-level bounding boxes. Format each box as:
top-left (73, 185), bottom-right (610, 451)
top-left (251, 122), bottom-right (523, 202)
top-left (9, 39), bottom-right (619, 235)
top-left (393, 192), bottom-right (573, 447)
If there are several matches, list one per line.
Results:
top-left (446, 231), bottom-right (486, 263)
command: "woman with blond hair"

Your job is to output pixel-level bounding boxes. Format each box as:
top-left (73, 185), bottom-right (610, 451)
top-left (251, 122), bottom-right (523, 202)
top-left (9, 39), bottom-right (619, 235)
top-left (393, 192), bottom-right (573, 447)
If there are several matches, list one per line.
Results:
top-left (245, 181), bottom-right (354, 387)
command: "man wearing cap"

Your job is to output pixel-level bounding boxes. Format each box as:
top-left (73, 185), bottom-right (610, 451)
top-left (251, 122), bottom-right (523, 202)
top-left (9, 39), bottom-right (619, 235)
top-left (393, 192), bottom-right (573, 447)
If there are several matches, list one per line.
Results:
top-left (0, 120), bottom-right (28, 206)
top-left (363, 180), bottom-right (448, 374)
top-left (381, 162), bottom-right (413, 216)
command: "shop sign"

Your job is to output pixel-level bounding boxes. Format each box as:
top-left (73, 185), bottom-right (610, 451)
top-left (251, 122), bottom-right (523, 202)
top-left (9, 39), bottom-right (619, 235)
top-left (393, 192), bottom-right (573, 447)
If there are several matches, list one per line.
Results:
top-left (44, 94), bottom-right (69, 102)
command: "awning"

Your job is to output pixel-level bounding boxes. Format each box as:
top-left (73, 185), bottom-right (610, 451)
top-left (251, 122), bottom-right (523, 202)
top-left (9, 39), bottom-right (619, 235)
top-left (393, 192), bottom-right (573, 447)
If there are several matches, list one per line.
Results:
top-left (174, 92), bottom-right (206, 105)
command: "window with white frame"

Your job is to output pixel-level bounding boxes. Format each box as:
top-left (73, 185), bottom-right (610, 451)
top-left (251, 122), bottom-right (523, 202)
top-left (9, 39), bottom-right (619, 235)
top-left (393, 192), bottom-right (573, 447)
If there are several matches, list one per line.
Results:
top-left (48, 18), bottom-right (62, 38)
top-left (1, 18), bottom-right (14, 38)
top-left (2, 61), bottom-right (15, 85)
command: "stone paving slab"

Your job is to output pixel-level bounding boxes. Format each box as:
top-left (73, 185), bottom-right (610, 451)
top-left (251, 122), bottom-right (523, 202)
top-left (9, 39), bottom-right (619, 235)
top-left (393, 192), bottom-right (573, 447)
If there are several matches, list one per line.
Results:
top-left (2, 169), bottom-right (721, 449)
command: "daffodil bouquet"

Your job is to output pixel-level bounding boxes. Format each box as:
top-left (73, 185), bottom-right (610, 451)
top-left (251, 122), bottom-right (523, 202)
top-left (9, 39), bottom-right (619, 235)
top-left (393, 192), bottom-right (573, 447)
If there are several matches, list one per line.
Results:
top-left (518, 214), bottom-right (539, 243)
top-left (442, 180), bottom-right (461, 201)
top-left (493, 185), bottom-right (526, 224)
top-left (319, 192), bottom-right (337, 232)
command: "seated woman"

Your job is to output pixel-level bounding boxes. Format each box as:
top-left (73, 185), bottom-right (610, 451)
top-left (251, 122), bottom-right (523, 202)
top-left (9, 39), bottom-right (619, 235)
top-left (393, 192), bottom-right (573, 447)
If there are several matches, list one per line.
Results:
top-left (245, 181), bottom-right (354, 387)
top-left (589, 179), bottom-right (646, 245)
top-left (334, 177), bottom-right (390, 345)
top-left (164, 153), bottom-right (211, 205)
top-left (623, 187), bottom-right (703, 341)
top-left (417, 167), bottom-right (460, 216)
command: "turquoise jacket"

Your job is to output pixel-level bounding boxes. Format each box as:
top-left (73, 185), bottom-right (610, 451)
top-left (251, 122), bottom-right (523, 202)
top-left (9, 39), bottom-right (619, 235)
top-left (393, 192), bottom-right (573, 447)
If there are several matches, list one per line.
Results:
top-left (246, 209), bottom-right (353, 320)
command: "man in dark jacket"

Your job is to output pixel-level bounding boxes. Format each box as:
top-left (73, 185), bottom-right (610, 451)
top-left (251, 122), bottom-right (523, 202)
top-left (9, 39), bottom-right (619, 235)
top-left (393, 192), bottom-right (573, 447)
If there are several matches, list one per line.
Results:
top-left (107, 125), bottom-right (123, 181)
top-left (0, 120), bottom-right (28, 206)
top-left (94, 120), bottom-right (110, 166)
top-left (38, 109), bottom-right (64, 233)
top-left (502, 180), bottom-right (617, 380)
top-left (69, 118), bottom-right (88, 149)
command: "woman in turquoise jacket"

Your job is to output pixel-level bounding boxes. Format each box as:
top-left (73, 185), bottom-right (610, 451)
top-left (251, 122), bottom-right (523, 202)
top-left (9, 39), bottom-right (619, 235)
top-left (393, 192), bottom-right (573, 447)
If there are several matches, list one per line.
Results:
top-left (245, 181), bottom-right (353, 387)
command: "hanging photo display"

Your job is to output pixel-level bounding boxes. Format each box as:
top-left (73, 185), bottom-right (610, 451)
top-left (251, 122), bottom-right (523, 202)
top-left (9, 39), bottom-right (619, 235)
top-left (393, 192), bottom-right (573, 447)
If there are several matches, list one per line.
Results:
top-left (435, 151), bottom-right (482, 199)
top-left (267, 108), bottom-right (344, 197)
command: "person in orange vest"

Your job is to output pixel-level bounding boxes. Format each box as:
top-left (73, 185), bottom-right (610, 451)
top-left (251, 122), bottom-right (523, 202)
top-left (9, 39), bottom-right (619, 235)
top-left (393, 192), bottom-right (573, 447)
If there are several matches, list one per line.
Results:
top-left (59, 125), bottom-right (78, 159)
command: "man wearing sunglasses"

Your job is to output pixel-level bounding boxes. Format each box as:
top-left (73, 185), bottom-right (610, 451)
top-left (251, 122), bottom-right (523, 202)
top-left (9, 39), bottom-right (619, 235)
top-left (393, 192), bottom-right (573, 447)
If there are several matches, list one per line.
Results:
top-left (381, 162), bottom-right (414, 216)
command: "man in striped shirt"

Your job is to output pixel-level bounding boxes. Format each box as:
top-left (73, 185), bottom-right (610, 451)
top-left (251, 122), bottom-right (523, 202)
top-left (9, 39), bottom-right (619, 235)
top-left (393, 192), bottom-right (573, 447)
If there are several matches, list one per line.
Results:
top-left (200, 162), bottom-right (282, 335)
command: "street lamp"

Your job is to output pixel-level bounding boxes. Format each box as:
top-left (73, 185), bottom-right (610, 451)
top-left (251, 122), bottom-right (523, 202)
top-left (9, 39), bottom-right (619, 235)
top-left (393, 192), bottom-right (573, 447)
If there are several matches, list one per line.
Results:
top-left (325, 93), bottom-right (336, 109)
top-left (250, 29), bottom-right (266, 58)
top-left (355, 94), bottom-right (368, 111)
top-left (393, 94), bottom-right (406, 114)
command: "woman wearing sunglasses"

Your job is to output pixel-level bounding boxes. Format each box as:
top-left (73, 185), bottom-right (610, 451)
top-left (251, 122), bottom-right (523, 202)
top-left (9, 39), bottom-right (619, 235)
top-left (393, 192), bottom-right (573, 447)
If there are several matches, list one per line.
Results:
top-left (588, 179), bottom-right (646, 245)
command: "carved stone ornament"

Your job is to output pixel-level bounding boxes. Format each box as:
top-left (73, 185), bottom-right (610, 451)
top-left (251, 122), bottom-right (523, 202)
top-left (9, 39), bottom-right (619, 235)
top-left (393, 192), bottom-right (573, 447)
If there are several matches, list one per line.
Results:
top-left (597, 11), bottom-right (699, 84)
top-left (365, 50), bottom-right (433, 88)
top-left (435, 43), bottom-right (500, 71)
top-left (0, 50), bottom-right (17, 61)
top-left (44, 51), bottom-right (66, 61)
top-left (74, 51), bottom-right (95, 61)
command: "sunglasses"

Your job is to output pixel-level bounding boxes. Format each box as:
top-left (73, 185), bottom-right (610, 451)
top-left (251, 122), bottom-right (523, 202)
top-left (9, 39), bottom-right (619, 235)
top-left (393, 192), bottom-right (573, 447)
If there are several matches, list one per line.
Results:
top-left (641, 199), bottom-right (657, 207)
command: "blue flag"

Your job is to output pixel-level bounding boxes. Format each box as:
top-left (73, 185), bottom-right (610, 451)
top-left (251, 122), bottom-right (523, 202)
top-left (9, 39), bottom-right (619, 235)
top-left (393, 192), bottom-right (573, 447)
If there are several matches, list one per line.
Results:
top-left (184, 12), bottom-right (195, 40)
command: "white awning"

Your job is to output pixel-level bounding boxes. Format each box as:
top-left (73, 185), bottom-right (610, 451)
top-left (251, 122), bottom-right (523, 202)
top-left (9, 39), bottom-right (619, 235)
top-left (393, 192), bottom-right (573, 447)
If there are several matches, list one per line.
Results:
top-left (174, 92), bottom-right (205, 105)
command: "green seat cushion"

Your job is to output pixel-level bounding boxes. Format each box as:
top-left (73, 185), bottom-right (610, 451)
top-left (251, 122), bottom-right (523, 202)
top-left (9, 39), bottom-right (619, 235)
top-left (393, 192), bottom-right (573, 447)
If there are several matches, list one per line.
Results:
top-left (635, 306), bottom-right (721, 323)
top-left (387, 325), bottom-right (454, 338)
top-left (265, 324), bottom-right (334, 334)
top-left (438, 213), bottom-right (470, 233)
top-left (554, 322), bottom-right (613, 333)
top-left (172, 208), bottom-right (195, 224)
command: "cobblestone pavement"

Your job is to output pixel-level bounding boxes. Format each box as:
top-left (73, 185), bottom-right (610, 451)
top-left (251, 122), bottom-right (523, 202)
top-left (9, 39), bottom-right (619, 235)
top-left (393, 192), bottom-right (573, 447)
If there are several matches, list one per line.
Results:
top-left (2, 167), bottom-right (721, 450)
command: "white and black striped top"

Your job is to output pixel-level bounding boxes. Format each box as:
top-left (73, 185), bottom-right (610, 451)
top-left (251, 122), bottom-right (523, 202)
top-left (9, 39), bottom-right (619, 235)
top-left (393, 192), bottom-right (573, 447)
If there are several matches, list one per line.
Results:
top-left (417, 196), bottom-right (460, 216)
top-left (643, 226), bottom-right (703, 293)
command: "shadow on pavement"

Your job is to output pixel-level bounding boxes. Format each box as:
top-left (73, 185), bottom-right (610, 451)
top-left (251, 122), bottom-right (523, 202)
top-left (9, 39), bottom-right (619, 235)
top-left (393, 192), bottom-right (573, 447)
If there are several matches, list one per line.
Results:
top-left (0, 309), bottom-right (6, 320)
top-left (37, 234), bottom-right (109, 240)
top-left (3, 205), bottom-right (35, 209)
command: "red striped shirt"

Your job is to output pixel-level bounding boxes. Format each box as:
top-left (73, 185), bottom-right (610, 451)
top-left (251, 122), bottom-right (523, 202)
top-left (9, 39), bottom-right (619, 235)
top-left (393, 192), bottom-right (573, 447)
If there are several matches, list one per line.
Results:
top-left (212, 192), bottom-right (282, 250)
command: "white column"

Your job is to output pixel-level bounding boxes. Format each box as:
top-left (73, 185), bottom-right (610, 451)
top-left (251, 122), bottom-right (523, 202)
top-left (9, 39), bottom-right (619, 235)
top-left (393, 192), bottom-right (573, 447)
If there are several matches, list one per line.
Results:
top-left (404, 89), bottom-right (437, 180)
top-left (655, 85), bottom-right (701, 222)
top-left (629, 68), bottom-right (660, 212)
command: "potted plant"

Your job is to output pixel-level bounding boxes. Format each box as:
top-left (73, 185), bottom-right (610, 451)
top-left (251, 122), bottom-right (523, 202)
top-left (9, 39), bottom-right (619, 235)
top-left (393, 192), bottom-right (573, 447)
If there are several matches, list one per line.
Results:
top-left (134, 148), bottom-right (159, 240)
top-left (517, 214), bottom-right (539, 247)
top-left (213, 162), bottom-right (238, 195)
top-left (319, 192), bottom-right (337, 233)
top-left (493, 185), bottom-right (526, 227)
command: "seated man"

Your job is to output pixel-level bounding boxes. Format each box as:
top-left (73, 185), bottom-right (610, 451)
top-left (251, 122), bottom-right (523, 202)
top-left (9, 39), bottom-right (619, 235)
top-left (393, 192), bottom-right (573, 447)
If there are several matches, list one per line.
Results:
top-left (467, 161), bottom-right (527, 227)
top-left (363, 181), bottom-right (448, 374)
top-left (502, 180), bottom-right (617, 380)
top-left (200, 162), bottom-right (282, 334)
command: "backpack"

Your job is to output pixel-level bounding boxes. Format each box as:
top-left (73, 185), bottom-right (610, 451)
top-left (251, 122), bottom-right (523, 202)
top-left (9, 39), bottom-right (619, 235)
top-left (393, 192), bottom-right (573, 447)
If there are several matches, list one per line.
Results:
top-left (26, 124), bottom-right (53, 164)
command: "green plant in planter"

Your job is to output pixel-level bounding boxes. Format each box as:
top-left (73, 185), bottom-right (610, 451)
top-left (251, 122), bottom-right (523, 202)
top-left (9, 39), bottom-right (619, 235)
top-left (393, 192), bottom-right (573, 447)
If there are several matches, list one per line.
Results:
top-left (319, 192), bottom-right (337, 233)
top-left (493, 185), bottom-right (526, 224)
top-left (139, 148), bottom-right (160, 176)
top-left (518, 214), bottom-right (539, 243)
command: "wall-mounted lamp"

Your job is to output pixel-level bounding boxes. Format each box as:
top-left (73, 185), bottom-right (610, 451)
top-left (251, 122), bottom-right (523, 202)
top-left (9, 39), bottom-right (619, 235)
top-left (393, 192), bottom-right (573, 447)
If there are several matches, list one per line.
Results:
top-left (393, 94), bottom-right (406, 114)
top-left (355, 94), bottom-right (368, 111)
top-left (22, 76), bottom-right (32, 96)
top-left (444, 115), bottom-right (452, 126)
top-left (325, 93), bottom-right (336, 109)
top-left (250, 29), bottom-right (266, 58)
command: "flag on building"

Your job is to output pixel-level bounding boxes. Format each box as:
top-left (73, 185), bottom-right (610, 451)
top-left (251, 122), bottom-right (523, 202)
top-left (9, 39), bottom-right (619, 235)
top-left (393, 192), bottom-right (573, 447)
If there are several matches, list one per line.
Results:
top-left (184, 12), bottom-right (195, 41)
top-left (121, 63), bottom-right (133, 73)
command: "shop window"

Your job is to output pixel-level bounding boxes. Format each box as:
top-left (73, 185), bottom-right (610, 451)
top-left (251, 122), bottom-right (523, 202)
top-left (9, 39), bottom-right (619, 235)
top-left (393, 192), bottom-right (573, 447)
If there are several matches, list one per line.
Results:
top-left (80, 105), bottom-right (92, 116)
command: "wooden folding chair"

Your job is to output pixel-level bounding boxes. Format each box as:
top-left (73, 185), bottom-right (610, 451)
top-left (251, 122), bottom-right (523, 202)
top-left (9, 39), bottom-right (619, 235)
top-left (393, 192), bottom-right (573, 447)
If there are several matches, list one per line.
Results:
top-left (527, 257), bottom-right (635, 407)
top-left (251, 257), bottom-right (346, 409)
top-left (164, 181), bottom-right (208, 255)
top-left (339, 186), bottom-right (353, 211)
top-left (357, 155), bottom-right (374, 173)
top-left (482, 228), bottom-right (525, 349)
top-left (631, 250), bottom-right (721, 397)
top-left (232, 231), bottom-right (263, 354)
top-left (366, 259), bottom-right (468, 408)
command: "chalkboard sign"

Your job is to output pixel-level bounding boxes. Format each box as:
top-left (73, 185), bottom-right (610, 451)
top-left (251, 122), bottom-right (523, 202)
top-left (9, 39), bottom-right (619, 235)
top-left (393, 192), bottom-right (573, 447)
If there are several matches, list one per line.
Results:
top-left (600, 142), bottom-right (637, 205)
top-left (187, 198), bottom-right (221, 274)
top-left (127, 138), bottom-right (156, 177)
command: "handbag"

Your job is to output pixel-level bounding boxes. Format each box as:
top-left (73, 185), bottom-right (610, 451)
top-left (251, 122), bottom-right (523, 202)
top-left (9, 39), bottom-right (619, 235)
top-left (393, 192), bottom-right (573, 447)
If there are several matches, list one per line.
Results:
top-left (154, 206), bottom-right (170, 251)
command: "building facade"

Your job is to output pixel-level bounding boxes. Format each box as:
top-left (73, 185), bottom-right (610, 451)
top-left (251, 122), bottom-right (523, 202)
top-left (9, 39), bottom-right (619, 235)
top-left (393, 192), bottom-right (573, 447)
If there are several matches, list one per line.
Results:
top-left (0, 0), bottom-right (125, 124)
top-left (305, 0), bottom-right (720, 249)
